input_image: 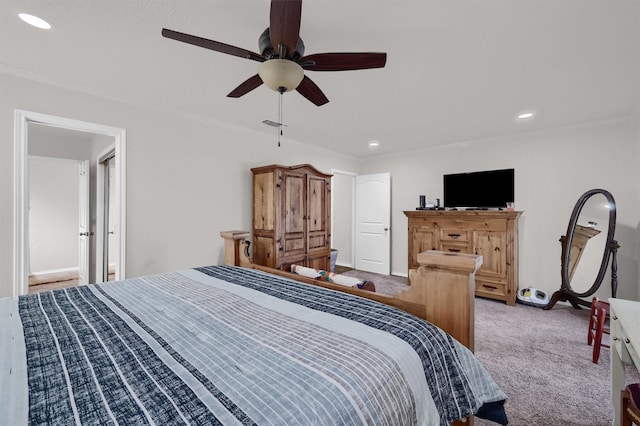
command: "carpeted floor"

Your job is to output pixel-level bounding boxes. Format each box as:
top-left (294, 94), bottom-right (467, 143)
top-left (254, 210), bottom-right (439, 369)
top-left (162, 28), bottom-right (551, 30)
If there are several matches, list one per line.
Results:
top-left (340, 269), bottom-right (640, 426)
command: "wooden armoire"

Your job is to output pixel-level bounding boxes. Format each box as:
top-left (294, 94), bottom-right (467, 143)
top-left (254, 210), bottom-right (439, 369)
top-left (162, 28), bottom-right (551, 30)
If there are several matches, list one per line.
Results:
top-left (251, 164), bottom-right (332, 272)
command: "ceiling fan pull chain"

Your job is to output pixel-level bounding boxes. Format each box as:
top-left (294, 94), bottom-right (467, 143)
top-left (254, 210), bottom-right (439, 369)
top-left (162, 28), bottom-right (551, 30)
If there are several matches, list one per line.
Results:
top-left (278, 90), bottom-right (283, 147)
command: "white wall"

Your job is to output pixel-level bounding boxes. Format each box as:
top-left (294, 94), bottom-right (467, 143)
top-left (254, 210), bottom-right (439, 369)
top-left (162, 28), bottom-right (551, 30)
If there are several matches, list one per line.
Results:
top-left (359, 118), bottom-right (640, 301)
top-left (0, 72), bottom-right (360, 297)
top-left (331, 171), bottom-right (355, 267)
top-left (28, 157), bottom-right (79, 272)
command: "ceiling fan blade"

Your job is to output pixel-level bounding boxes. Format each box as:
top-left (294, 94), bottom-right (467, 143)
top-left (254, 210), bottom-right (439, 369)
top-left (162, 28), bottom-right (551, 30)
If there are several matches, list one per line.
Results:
top-left (296, 76), bottom-right (329, 106)
top-left (162, 28), bottom-right (265, 62)
top-left (227, 74), bottom-right (264, 98)
top-left (300, 52), bottom-right (387, 71)
top-left (269, 0), bottom-right (302, 57)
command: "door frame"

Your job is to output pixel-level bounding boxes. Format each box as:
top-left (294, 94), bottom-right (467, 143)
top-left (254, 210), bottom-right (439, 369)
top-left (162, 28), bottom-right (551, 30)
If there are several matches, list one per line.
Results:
top-left (13, 109), bottom-right (127, 296)
top-left (96, 145), bottom-right (118, 282)
top-left (78, 159), bottom-right (90, 285)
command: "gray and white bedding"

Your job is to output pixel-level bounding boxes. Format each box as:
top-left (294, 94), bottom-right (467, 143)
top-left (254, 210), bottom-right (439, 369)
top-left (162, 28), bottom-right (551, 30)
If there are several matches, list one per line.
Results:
top-left (0, 265), bottom-right (506, 425)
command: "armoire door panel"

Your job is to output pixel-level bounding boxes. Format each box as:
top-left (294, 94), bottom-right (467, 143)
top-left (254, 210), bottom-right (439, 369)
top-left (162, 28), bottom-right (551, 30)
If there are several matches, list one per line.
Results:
top-left (284, 173), bottom-right (305, 235)
top-left (253, 172), bottom-right (275, 231)
top-left (253, 235), bottom-right (276, 268)
top-left (307, 177), bottom-right (327, 232)
top-left (307, 253), bottom-right (330, 271)
top-left (307, 234), bottom-right (327, 251)
top-left (284, 236), bottom-right (305, 255)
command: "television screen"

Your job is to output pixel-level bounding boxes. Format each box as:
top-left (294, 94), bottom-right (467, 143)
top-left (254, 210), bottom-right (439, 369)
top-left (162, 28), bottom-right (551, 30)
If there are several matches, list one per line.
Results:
top-left (443, 168), bottom-right (514, 209)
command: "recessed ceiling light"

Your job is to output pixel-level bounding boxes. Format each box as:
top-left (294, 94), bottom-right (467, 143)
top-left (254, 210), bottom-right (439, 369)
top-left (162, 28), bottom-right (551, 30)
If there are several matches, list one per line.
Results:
top-left (18, 13), bottom-right (52, 30)
top-left (368, 140), bottom-right (380, 149)
top-left (517, 112), bottom-right (535, 120)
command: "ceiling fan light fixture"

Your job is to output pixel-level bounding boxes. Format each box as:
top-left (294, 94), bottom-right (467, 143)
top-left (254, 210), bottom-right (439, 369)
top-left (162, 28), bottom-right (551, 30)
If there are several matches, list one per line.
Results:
top-left (259, 59), bottom-right (304, 93)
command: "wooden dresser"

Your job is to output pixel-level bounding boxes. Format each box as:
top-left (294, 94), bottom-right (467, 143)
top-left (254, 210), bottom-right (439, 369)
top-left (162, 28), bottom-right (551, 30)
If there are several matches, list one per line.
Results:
top-left (405, 210), bottom-right (522, 305)
top-left (252, 164), bottom-right (332, 272)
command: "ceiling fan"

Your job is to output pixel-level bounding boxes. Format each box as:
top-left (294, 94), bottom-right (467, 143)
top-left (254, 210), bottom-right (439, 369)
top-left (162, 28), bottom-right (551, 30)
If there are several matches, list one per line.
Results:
top-left (161, 0), bottom-right (387, 106)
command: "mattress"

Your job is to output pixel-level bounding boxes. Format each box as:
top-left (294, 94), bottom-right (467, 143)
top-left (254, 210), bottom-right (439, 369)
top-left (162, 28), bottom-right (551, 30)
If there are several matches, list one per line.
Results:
top-left (0, 265), bottom-right (506, 425)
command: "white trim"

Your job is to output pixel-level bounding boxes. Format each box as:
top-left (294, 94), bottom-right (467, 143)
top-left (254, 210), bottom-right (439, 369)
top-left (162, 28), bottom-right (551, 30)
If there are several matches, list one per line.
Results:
top-left (96, 145), bottom-right (115, 282)
top-left (29, 155), bottom-right (80, 163)
top-left (13, 110), bottom-right (127, 296)
top-left (13, 112), bottom-right (28, 297)
top-left (30, 267), bottom-right (79, 277)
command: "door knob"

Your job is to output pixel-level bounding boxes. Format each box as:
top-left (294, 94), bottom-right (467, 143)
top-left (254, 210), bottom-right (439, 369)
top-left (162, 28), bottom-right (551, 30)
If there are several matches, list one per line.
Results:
top-left (79, 232), bottom-right (95, 236)
top-left (384, 227), bottom-right (389, 231)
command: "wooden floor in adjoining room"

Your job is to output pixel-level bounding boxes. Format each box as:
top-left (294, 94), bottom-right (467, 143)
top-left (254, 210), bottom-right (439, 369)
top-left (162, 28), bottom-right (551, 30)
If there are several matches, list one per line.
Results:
top-left (29, 272), bottom-right (115, 294)
top-left (332, 265), bottom-right (353, 274)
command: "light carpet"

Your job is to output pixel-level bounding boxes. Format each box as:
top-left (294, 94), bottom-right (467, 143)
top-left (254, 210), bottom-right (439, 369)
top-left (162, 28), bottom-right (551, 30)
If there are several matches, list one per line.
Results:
top-left (341, 269), bottom-right (640, 425)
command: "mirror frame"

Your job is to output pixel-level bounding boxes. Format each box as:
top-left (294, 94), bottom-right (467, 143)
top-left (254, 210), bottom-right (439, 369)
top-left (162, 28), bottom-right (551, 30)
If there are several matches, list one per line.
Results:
top-left (545, 188), bottom-right (618, 310)
top-left (562, 189), bottom-right (617, 297)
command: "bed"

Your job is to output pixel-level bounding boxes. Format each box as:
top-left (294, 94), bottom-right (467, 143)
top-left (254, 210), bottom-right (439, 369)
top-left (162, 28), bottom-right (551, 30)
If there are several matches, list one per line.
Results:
top-left (0, 237), bottom-right (508, 426)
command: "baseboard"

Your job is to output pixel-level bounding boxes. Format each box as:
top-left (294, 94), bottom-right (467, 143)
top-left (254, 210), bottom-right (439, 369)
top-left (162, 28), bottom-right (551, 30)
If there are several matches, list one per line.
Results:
top-left (30, 266), bottom-right (78, 277)
top-left (335, 260), bottom-right (353, 268)
top-left (29, 267), bottom-right (79, 285)
top-left (391, 271), bottom-right (408, 278)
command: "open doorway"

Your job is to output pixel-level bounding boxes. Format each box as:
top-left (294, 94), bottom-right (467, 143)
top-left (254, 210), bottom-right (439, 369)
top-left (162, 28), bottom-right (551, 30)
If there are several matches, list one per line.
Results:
top-left (331, 170), bottom-right (391, 275)
top-left (331, 170), bottom-right (356, 270)
top-left (13, 110), bottom-right (126, 296)
top-left (28, 156), bottom-right (86, 292)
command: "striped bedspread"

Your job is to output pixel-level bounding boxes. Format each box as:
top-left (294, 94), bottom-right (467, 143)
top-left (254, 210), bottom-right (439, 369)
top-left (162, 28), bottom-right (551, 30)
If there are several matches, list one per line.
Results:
top-left (0, 265), bottom-right (506, 425)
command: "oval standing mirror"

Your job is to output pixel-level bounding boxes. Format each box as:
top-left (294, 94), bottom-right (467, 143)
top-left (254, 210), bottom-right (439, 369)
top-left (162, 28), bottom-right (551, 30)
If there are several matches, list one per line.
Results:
top-left (544, 189), bottom-right (619, 310)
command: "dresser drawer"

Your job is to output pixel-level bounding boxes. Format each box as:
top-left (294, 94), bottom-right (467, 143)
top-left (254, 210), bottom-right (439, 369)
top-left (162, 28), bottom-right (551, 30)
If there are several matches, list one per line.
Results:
top-left (440, 228), bottom-right (470, 242)
top-left (475, 280), bottom-right (507, 297)
top-left (612, 312), bottom-right (637, 365)
top-left (440, 242), bottom-right (470, 254)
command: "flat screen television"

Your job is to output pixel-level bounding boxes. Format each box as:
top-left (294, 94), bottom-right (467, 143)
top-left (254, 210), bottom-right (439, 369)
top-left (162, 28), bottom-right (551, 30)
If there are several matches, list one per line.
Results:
top-left (443, 168), bottom-right (514, 209)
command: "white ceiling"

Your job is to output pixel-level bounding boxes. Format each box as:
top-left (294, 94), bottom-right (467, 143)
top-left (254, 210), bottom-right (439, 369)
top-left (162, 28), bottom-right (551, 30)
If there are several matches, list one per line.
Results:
top-left (2, 0), bottom-right (639, 158)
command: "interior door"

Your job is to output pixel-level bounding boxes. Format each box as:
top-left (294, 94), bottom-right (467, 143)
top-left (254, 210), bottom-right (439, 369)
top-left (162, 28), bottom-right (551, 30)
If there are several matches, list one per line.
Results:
top-left (78, 160), bottom-right (90, 285)
top-left (355, 173), bottom-right (391, 274)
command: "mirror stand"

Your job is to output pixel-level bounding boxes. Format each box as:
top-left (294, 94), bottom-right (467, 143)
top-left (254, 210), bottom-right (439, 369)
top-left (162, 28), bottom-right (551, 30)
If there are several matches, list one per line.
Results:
top-left (545, 240), bottom-right (618, 310)
top-left (609, 239), bottom-right (619, 297)
top-left (544, 189), bottom-right (618, 311)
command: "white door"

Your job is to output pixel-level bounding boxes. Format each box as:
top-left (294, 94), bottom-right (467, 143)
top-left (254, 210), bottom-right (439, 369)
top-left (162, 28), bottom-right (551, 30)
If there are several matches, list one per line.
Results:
top-left (355, 173), bottom-right (391, 274)
top-left (78, 160), bottom-right (90, 285)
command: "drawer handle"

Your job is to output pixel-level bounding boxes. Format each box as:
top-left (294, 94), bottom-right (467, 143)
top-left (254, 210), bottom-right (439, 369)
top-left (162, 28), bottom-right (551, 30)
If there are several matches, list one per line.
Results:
top-left (448, 248), bottom-right (461, 253)
top-left (483, 284), bottom-right (498, 290)
top-left (625, 338), bottom-right (631, 344)
top-left (613, 315), bottom-right (618, 320)
top-left (613, 337), bottom-right (619, 341)
top-left (448, 233), bottom-right (461, 238)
